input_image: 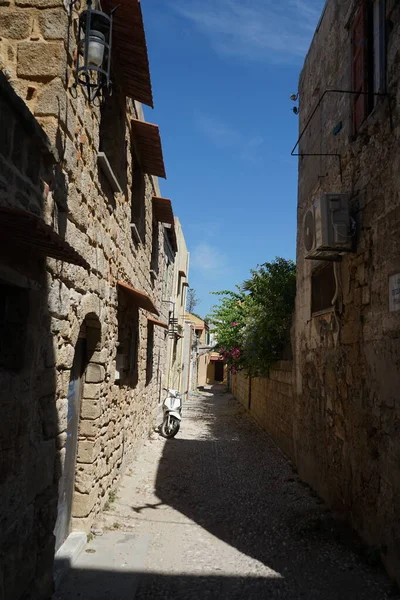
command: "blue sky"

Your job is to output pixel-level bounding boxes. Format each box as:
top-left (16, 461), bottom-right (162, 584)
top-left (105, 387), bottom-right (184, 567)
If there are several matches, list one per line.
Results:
top-left (142, 0), bottom-right (326, 318)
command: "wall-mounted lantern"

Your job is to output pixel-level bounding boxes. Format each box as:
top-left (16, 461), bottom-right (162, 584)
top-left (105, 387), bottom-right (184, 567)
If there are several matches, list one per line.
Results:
top-left (75, 0), bottom-right (116, 102)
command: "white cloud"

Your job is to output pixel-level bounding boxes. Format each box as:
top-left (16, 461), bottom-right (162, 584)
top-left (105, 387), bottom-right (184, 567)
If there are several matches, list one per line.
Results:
top-left (196, 114), bottom-right (241, 149)
top-left (195, 113), bottom-right (264, 163)
top-left (171, 0), bottom-right (325, 63)
top-left (191, 243), bottom-right (229, 278)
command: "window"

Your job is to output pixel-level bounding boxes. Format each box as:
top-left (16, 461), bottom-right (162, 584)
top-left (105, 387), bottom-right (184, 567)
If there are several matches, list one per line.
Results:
top-left (151, 219), bottom-right (159, 274)
top-left (131, 144), bottom-right (146, 245)
top-left (0, 283), bottom-right (29, 370)
top-left (146, 322), bottom-right (154, 385)
top-left (351, 0), bottom-right (386, 132)
top-left (311, 263), bottom-right (336, 315)
top-left (372, 0), bottom-right (387, 97)
top-left (163, 257), bottom-right (170, 297)
top-left (116, 297), bottom-right (139, 387)
top-left (99, 87), bottom-right (127, 202)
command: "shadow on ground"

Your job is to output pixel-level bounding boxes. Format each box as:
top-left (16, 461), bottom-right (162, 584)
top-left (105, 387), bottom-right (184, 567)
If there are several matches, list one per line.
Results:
top-left (55, 568), bottom-right (284, 599)
top-left (54, 387), bottom-right (399, 600)
top-left (149, 387), bottom-right (398, 599)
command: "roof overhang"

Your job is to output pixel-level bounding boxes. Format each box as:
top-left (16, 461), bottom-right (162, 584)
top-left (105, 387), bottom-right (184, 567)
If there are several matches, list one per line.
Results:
top-left (178, 269), bottom-right (187, 278)
top-left (101, 0), bottom-right (153, 107)
top-left (118, 281), bottom-right (159, 315)
top-left (131, 120), bottom-right (166, 179)
top-left (182, 281), bottom-right (189, 287)
top-left (0, 207), bottom-right (89, 269)
top-left (148, 317), bottom-right (168, 329)
top-left (152, 196), bottom-right (174, 225)
top-left (152, 196), bottom-right (177, 253)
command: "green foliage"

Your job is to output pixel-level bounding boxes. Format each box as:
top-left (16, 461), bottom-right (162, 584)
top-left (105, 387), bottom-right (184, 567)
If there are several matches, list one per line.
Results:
top-left (208, 258), bottom-right (296, 376)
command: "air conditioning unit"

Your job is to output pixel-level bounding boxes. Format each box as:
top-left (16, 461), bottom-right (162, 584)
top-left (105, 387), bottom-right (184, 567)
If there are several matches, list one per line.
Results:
top-left (304, 194), bottom-right (353, 260)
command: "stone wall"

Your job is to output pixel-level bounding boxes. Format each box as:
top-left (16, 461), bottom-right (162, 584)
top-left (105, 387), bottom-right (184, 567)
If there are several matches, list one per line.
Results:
top-left (0, 2), bottom-right (176, 597)
top-left (232, 363), bottom-right (294, 460)
top-left (294, 0), bottom-right (400, 584)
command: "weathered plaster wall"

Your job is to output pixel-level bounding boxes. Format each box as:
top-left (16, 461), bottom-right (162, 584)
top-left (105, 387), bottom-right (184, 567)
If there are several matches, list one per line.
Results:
top-left (294, 0), bottom-right (400, 583)
top-left (0, 1), bottom-right (174, 597)
top-left (232, 364), bottom-right (294, 460)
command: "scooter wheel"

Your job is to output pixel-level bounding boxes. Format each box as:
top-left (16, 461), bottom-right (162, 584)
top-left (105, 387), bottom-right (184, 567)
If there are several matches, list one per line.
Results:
top-left (161, 416), bottom-right (180, 439)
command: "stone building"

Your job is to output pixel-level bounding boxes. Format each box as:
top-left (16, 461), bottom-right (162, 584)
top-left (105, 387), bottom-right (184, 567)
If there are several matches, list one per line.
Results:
top-left (294, 0), bottom-right (400, 583)
top-left (184, 313), bottom-right (227, 388)
top-left (165, 217), bottom-right (191, 398)
top-left (0, 1), bottom-right (183, 597)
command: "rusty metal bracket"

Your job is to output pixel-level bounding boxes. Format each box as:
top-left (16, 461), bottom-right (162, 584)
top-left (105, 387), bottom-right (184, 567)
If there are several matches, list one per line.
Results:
top-left (290, 88), bottom-right (392, 182)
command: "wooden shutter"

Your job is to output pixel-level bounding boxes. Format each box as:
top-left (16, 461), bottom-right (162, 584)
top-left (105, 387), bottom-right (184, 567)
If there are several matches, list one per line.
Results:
top-left (352, 0), bottom-right (368, 132)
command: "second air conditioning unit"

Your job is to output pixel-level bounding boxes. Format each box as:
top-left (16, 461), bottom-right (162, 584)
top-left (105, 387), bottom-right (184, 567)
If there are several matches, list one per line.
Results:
top-left (304, 194), bottom-right (353, 260)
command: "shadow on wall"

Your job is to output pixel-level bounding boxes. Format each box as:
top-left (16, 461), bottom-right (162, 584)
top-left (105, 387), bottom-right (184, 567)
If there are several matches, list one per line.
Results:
top-left (0, 74), bottom-right (65, 598)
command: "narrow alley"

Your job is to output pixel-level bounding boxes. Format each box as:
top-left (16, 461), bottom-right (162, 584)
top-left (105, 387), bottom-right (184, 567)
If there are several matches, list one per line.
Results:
top-left (55, 388), bottom-right (398, 600)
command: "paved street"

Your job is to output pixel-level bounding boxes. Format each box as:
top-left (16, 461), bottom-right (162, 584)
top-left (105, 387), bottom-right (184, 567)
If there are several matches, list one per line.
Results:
top-left (55, 387), bottom-right (399, 600)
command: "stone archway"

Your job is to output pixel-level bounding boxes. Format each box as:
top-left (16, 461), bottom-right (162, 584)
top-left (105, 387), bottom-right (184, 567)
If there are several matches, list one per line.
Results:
top-left (54, 312), bottom-right (103, 552)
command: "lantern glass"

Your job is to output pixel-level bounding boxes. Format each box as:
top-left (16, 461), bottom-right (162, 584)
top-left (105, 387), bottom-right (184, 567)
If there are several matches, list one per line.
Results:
top-left (87, 30), bottom-right (105, 67)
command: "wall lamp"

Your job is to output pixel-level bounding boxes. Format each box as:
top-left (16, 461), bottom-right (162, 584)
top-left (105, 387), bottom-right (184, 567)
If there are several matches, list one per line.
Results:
top-left (75, 0), bottom-right (118, 102)
top-left (290, 93), bottom-right (299, 115)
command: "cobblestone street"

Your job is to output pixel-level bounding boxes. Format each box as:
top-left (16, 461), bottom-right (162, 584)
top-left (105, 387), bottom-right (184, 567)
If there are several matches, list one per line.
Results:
top-left (55, 387), bottom-right (399, 600)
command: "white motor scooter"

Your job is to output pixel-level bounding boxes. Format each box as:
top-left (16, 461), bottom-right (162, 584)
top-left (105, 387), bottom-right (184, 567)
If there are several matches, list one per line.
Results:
top-left (160, 388), bottom-right (182, 438)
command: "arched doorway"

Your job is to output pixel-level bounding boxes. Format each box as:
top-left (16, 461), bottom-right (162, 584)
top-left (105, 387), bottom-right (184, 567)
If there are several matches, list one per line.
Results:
top-left (54, 314), bottom-right (101, 552)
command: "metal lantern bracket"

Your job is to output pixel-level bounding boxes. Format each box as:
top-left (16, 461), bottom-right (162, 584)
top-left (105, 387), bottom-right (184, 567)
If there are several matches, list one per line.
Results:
top-left (73, 0), bottom-right (119, 103)
top-left (291, 88), bottom-right (393, 182)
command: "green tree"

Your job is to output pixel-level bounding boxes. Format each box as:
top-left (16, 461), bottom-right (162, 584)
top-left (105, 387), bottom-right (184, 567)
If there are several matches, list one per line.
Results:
top-left (208, 258), bottom-right (296, 376)
top-left (207, 288), bottom-right (250, 373)
top-left (242, 258), bottom-right (296, 376)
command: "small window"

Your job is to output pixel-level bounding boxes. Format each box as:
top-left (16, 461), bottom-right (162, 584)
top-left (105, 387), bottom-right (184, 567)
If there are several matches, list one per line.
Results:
top-left (151, 219), bottom-right (159, 273)
top-left (311, 263), bottom-right (335, 315)
top-left (372, 0), bottom-right (387, 98)
top-left (146, 322), bottom-right (154, 385)
top-left (99, 88), bottom-right (127, 202)
top-left (116, 296), bottom-right (139, 387)
top-left (0, 283), bottom-right (29, 370)
top-left (351, 0), bottom-right (387, 133)
top-left (131, 144), bottom-right (146, 245)
top-left (163, 257), bottom-right (170, 297)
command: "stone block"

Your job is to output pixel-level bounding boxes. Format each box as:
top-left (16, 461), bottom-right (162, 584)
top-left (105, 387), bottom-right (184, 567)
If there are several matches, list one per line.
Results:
top-left (85, 364), bottom-right (105, 383)
top-left (15, 0), bottom-right (60, 7)
top-left (82, 383), bottom-right (101, 399)
top-left (17, 42), bottom-right (65, 80)
top-left (79, 418), bottom-right (99, 438)
top-left (74, 467), bottom-right (95, 495)
top-left (36, 77), bottom-right (66, 118)
top-left (57, 343), bottom-right (75, 369)
top-left (81, 399), bottom-right (101, 420)
top-left (72, 487), bottom-right (97, 518)
top-left (48, 278), bottom-right (70, 319)
top-left (0, 11), bottom-right (31, 38)
top-left (90, 347), bottom-right (109, 364)
top-left (39, 9), bottom-right (68, 40)
top-left (56, 397), bottom-right (68, 433)
top-left (76, 439), bottom-right (99, 464)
